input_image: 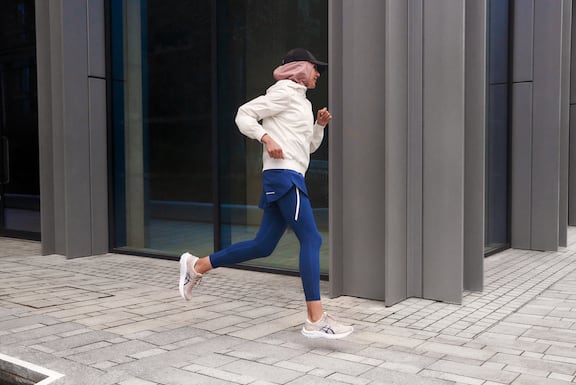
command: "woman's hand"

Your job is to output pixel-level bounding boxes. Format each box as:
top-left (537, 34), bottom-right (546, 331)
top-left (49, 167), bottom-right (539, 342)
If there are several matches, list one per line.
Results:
top-left (317, 107), bottom-right (332, 126)
top-left (261, 134), bottom-right (284, 159)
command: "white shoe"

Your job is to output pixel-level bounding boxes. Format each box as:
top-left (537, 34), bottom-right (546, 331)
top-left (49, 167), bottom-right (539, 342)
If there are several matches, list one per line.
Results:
top-left (179, 252), bottom-right (202, 301)
top-left (301, 312), bottom-right (354, 339)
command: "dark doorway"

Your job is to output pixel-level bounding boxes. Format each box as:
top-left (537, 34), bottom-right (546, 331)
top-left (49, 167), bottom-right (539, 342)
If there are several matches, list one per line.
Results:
top-left (0, 0), bottom-right (40, 240)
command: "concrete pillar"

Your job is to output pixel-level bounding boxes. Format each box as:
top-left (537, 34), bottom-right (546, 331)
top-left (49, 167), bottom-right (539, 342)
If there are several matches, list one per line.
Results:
top-left (569, 1), bottom-right (576, 225)
top-left (124, 0), bottom-right (146, 248)
top-left (35, 0), bottom-right (108, 257)
top-left (511, 0), bottom-right (570, 251)
top-left (329, 0), bottom-right (485, 304)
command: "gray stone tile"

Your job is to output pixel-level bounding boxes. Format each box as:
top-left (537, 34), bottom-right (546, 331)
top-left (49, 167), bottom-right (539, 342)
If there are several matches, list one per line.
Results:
top-left (490, 352), bottom-right (576, 375)
top-left (4, 231), bottom-right (576, 385)
top-left (356, 346), bottom-right (436, 367)
top-left (67, 340), bottom-right (158, 365)
top-left (428, 359), bottom-right (518, 383)
top-left (288, 352), bottom-right (373, 377)
top-left (220, 359), bottom-right (302, 383)
top-left (512, 374), bottom-right (575, 385)
top-left (362, 367), bottom-right (454, 384)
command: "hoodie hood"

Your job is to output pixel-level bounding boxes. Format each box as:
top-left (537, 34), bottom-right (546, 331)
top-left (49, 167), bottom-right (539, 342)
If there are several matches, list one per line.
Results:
top-left (273, 61), bottom-right (315, 87)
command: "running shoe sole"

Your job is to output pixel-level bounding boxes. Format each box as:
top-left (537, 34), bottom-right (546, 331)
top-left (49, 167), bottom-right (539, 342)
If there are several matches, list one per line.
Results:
top-left (301, 327), bottom-right (353, 340)
top-left (178, 252), bottom-right (191, 300)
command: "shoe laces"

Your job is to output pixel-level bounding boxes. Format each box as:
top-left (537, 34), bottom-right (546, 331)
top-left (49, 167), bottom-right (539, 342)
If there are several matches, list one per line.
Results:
top-left (184, 272), bottom-right (202, 287)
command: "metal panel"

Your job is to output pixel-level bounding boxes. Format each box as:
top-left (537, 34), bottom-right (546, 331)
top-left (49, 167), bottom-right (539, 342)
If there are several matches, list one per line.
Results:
top-left (571, 105), bottom-right (576, 225)
top-left (384, 0), bottom-right (408, 306)
top-left (87, 0), bottom-right (106, 78)
top-left (489, 0), bottom-right (511, 84)
top-left (570, 1), bottom-right (576, 226)
top-left (61, 0), bottom-right (92, 257)
top-left (464, 0), bottom-right (487, 292)
top-left (531, 0), bottom-right (562, 251)
top-left (572, 1), bottom-right (576, 104)
top-left (511, 83), bottom-right (533, 249)
top-left (89, 78), bottom-right (108, 254)
top-left (35, 0), bottom-right (56, 255)
top-left (340, 0), bottom-right (387, 300)
top-left (559, 0), bottom-right (572, 246)
top-left (49, 0), bottom-right (66, 254)
top-left (422, 0), bottom-right (465, 304)
top-left (513, 0), bottom-right (534, 82)
top-left (328, 0), bottom-right (344, 298)
top-left (407, 0), bottom-right (423, 298)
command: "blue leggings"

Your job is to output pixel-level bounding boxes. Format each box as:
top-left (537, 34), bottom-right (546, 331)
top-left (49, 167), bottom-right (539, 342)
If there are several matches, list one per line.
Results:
top-left (209, 187), bottom-right (322, 301)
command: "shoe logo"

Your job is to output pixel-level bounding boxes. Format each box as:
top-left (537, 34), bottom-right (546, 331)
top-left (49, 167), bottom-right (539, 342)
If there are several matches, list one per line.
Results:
top-left (321, 326), bottom-right (335, 334)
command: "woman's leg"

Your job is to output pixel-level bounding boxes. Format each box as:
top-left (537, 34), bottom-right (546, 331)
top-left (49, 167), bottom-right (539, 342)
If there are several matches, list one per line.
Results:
top-left (274, 187), bottom-right (323, 321)
top-left (181, 204), bottom-right (287, 300)
top-left (195, 204), bottom-right (287, 274)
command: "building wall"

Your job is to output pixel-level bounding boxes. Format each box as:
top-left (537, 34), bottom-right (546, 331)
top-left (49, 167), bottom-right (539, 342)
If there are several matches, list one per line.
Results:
top-left (329, 0), bottom-right (486, 304)
top-left (570, 0), bottom-right (576, 225)
top-left (35, 0), bottom-right (108, 257)
top-left (33, 0), bottom-right (574, 304)
top-left (511, 0), bottom-right (572, 251)
top-left (330, 0), bottom-right (572, 304)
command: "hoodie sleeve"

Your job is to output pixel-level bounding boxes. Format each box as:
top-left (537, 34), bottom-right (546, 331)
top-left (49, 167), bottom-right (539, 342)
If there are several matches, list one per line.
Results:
top-left (309, 122), bottom-right (325, 153)
top-left (235, 86), bottom-right (291, 142)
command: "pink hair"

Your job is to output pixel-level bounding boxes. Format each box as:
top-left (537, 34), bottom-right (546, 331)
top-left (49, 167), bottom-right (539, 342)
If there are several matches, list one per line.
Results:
top-left (273, 61), bottom-right (315, 86)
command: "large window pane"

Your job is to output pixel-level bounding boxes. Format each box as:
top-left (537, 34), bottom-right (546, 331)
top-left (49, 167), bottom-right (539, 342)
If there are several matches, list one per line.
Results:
top-left (485, 0), bottom-right (510, 254)
top-left (110, 0), bottom-right (329, 275)
top-left (111, 0), bottom-right (214, 257)
top-left (216, 0), bottom-right (329, 274)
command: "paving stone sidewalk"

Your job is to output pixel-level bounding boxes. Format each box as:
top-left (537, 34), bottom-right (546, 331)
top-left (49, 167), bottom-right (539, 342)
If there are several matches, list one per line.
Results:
top-left (1, 232), bottom-right (576, 385)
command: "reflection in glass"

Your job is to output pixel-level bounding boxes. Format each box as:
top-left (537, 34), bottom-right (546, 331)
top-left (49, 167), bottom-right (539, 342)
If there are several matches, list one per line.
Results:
top-left (111, 0), bottom-right (214, 257)
top-left (110, 0), bottom-right (329, 274)
top-left (216, 0), bottom-right (329, 274)
top-left (485, 0), bottom-right (510, 255)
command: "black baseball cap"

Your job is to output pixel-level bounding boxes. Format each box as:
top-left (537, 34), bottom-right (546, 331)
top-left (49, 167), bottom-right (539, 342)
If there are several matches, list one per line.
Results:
top-left (281, 48), bottom-right (328, 73)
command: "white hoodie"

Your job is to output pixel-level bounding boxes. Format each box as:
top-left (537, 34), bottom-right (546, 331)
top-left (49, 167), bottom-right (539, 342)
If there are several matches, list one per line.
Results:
top-left (235, 79), bottom-right (325, 176)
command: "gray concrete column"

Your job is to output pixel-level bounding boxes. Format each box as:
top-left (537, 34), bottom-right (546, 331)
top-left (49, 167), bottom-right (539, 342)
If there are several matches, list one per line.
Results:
top-left (511, 0), bottom-right (569, 251)
top-left (124, 0), bottom-right (146, 248)
top-left (560, 0), bottom-right (572, 247)
top-left (464, 0), bottom-right (487, 292)
top-left (328, 0), bottom-right (344, 298)
top-left (383, 0), bottom-right (409, 306)
top-left (35, 0), bottom-right (108, 257)
top-left (421, 0), bottom-right (466, 304)
top-left (35, 0), bottom-right (56, 255)
top-left (330, 0), bottom-right (478, 304)
top-left (337, 0), bottom-right (388, 301)
top-left (569, 0), bottom-right (576, 226)
top-left (406, 0), bottom-right (423, 299)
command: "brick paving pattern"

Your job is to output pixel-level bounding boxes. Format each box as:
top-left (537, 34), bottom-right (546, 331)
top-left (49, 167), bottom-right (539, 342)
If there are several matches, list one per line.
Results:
top-left (1, 230), bottom-right (576, 384)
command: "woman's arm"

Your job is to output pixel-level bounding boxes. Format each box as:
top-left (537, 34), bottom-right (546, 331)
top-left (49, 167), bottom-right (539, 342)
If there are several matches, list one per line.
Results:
top-left (261, 134), bottom-right (284, 159)
top-left (235, 87), bottom-right (290, 143)
top-left (310, 108), bottom-right (332, 153)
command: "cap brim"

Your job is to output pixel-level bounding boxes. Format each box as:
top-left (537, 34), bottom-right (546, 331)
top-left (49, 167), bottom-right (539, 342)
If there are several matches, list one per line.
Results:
top-left (313, 61), bottom-right (328, 73)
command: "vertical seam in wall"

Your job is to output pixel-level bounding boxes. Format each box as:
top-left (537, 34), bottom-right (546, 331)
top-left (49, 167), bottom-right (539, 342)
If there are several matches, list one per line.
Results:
top-left (419, 0), bottom-right (425, 297)
top-left (86, 0), bottom-right (93, 254)
top-left (529, 0), bottom-right (535, 249)
top-left (383, 0), bottom-right (389, 302)
top-left (507, 0), bottom-right (515, 250)
top-left (407, 0), bottom-right (423, 298)
top-left (405, 0), bottom-right (411, 297)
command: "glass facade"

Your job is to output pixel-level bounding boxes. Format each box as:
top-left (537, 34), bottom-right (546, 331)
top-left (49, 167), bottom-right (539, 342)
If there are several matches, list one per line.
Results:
top-left (0, 0), bottom-right (40, 240)
top-left (485, 0), bottom-right (511, 255)
top-left (109, 0), bottom-right (329, 274)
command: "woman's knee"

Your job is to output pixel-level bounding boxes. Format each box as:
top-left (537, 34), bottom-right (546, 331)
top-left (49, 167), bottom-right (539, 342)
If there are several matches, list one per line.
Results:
top-left (300, 230), bottom-right (322, 249)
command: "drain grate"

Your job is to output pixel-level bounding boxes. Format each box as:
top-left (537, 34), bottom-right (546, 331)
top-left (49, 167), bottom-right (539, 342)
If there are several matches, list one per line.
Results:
top-left (2, 286), bottom-right (113, 309)
top-left (0, 353), bottom-right (64, 385)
